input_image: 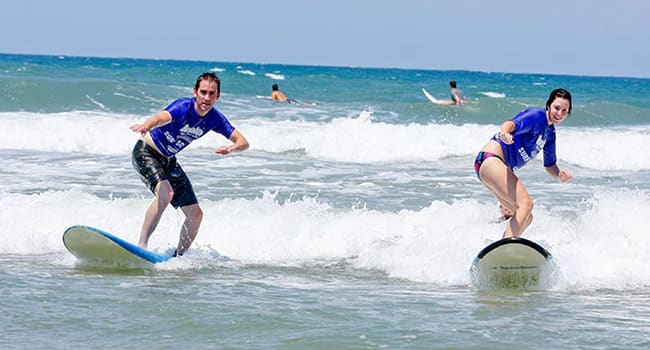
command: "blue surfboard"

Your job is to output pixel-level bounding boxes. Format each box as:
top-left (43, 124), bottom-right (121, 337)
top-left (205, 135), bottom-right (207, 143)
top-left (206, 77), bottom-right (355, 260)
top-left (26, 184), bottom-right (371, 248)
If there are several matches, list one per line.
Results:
top-left (470, 237), bottom-right (552, 289)
top-left (63, 225), bottom-right (171, 266)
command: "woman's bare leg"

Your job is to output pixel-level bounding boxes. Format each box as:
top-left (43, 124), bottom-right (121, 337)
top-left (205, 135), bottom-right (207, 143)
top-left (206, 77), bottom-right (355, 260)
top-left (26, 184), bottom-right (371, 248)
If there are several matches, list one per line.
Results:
top-left (479, 158), bottom-right (534, 238)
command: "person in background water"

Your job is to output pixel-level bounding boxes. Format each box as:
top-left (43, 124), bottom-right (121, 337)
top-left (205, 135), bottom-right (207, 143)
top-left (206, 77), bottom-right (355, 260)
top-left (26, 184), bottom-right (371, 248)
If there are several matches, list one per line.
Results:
top-left (271, 83), bottom-right (296, 103)
top-left (130, 72), bottom-right (249, 256)
top-left (449, 80), bottom-right (465, 105)
top-left (474, 88), bottom-right (573, 239)
top-left (271, 84), bottom-right (316, 106)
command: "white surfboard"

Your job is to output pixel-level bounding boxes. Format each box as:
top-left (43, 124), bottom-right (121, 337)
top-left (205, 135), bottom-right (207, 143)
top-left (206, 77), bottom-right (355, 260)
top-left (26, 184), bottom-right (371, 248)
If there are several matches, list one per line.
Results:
top-left (470, 237), bottom-right (552, 289)
top-left (63, 225), bottom-right (171, 267)
top-left (422, 88), bottom-right (454, 105)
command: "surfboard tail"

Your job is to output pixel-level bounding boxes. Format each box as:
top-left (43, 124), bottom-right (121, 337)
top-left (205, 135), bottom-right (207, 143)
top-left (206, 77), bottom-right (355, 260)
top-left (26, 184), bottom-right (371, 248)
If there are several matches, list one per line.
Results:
top-left (63, 225), bottom-right (171, 267)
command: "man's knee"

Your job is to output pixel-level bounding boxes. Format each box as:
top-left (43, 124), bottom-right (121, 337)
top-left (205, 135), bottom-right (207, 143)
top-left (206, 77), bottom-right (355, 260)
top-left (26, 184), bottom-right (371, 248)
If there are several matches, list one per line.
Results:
top-left (193, 207), bottom-right (204, 223)
top-left (185, 205), bottom-right (203, 223)
top-left (155, 181), bottom-right (174, 204)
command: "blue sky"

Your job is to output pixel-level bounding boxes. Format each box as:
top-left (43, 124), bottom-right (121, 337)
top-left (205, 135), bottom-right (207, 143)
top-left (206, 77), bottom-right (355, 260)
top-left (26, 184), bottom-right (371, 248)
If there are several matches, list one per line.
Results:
top-left (2, 0), bottom-right (649, 78)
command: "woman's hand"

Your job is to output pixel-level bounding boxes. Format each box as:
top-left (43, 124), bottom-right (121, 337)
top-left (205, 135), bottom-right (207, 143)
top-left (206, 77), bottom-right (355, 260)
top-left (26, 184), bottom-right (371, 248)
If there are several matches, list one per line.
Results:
top-left (498, 131), bottom-right (514, 145)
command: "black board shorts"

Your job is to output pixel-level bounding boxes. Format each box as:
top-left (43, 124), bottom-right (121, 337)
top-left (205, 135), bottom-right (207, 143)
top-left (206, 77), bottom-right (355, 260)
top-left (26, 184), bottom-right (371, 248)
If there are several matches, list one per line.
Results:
top-left (131, 140), bottom-right (197, 208)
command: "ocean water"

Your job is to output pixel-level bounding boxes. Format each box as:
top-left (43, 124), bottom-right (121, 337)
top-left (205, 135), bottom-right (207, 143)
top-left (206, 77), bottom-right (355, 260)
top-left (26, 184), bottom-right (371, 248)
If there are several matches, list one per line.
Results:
top-left (1, 53), bottom-right (650, 349)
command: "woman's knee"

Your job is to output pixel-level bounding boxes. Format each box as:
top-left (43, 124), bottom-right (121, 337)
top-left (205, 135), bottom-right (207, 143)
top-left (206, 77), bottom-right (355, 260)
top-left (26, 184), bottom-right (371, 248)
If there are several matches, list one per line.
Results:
top-left (519, 197), bottom-right (534, 214)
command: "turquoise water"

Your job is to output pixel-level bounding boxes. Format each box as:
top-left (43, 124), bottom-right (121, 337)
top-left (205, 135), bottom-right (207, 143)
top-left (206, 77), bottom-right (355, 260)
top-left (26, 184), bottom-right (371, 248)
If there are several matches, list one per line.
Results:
top-left (1, 53), bottom-right (650, 349)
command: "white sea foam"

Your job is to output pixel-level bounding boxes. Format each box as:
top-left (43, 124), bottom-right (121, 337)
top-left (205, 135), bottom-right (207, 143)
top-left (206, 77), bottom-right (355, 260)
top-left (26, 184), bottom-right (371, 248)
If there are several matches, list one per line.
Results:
top-left (561, 128), bottom-right (650, 170)
top-left (1, 111), bottom-right (649, 170)
top-left (2, 189), bottom-right (648, 289)
top-left (0, 111), bottom-right (140, 155)
top-left (237, 69), bottom-right (255, 76)
top-left (264, 73), bottom-right (285, 80)
top-left (479, 91), bottom-right (506, 98)
top-left (85, 94), bottom-right (108, 110)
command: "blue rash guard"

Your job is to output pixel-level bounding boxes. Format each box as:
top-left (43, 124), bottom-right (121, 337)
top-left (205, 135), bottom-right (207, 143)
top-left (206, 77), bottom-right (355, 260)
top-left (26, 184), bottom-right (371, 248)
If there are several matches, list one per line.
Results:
top-left (493, 107), bottom-right (557, 170)
top-left (149, 97), bottom-right (235, 157)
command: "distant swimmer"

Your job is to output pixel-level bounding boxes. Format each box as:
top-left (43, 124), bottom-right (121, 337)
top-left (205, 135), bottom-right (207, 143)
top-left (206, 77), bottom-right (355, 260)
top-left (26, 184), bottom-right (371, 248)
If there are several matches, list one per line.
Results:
top-left (449, 80), bottom-right (465, 105)
top-left (474, 88), bottom-right (574, 239)
top-left (271, 84), bottom-right (295, 103)
top-left (422, 81), bottom-right (465, 106)
top-left (271, 84), bottom-right (316, 106)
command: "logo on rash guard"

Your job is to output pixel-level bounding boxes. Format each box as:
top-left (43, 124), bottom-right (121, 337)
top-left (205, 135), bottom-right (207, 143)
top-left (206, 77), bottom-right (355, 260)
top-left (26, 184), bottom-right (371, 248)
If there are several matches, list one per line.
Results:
top-left (518, 147), bottom-right (530, 163)
top-left (518, 135), bottom-right (546, 164)
top-left (529, 135), bottom-right (546, 159)
top-left (180, 125), bottom-right (204, 138)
